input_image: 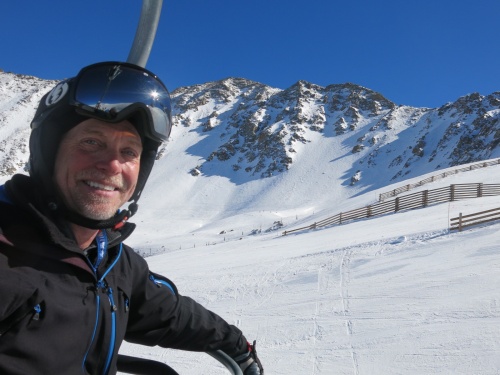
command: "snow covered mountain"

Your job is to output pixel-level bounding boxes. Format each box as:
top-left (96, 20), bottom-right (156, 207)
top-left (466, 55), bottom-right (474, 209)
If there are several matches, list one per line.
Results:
top-left (3, 71), bottom-right (500, 191)
top-left (0, 72), bottom-right (57, 176)
top-left (168, 77), bottom-right (500, 188)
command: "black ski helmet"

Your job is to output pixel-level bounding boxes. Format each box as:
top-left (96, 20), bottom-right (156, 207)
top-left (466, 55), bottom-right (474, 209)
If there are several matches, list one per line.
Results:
top-left (29, 62), bottom-right (172, 229)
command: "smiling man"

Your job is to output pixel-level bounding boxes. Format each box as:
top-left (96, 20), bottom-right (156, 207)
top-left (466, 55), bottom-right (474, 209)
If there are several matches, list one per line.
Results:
top-left (0, 62), bottom-right (263, 375)
top-left (53, 119), bottom-right (143, 248)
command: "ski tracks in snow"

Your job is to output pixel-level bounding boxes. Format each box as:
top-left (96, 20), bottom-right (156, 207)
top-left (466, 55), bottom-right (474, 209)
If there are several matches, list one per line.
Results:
top-left (340, 249), bottom-right (360, 375)
top-left (254, 246), bottom-right (367, 374)
top-left (284, 247), bottom-right (363, 374)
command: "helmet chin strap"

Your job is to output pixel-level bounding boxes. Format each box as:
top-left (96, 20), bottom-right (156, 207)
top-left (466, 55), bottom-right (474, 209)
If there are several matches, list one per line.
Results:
top-left (52, 200), bottom-right (139, 230)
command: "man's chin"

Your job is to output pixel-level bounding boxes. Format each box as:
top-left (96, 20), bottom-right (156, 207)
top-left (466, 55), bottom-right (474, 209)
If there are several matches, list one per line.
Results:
top-left (77, 204), bottom-right (120, 221)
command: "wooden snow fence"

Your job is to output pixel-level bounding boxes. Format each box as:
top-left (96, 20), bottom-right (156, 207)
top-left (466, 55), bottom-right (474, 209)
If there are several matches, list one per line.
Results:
top-left (378, 159), bottom-right (500, 202)
top-left (283, 183), bottom-right (500, 236)
top-left (450, 207), bottom-right (500, 232)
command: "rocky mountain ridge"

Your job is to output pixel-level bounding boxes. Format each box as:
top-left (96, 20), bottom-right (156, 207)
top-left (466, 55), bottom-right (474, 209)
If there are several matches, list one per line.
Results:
top-left (1, 71), bottom-right (499, 191)
top-left (168, 76), bottom-right (500, 187)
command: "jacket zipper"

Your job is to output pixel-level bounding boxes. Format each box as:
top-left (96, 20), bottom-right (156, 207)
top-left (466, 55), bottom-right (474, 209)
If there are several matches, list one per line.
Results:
top-left (82, 240), bottom-right (123, 375)
top-left (149, 274), bottom-right (176, 295)
top-left (103, 287), bottom-right (117, 375)
top-left (82, 293), bottom-right (101, 373)
top-left (32, 304), bottom-right (42, 321)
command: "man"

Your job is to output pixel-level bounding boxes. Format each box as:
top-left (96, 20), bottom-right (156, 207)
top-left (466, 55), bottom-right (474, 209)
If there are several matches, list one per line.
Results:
top-left (0, 62), bottom-right (263, 375)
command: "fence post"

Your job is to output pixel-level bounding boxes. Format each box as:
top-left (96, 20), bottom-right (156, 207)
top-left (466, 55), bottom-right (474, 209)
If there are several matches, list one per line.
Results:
top-left (367, 206), bottom-right (372, 217)
top-left (458, 212), bottom-right (463, 232)
top-left (339, 213), bottom-right (342, 225)
top-left (451, 184), bottom-right (455, 201)
top-left (395, 197), bottom-right (400, 212)
top-left (423, 190), bottom-right (429, 207)
top-left (478, 183), bottom-right (483, 197)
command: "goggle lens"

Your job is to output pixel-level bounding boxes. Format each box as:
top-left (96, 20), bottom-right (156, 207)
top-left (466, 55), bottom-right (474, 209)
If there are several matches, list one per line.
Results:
top-left (73, 63), bottom-right (172, 141)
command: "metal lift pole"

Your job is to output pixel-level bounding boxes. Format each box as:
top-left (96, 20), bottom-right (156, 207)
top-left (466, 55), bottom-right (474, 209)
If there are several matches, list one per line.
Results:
top-left (127, 0), bottom-right (164, 68)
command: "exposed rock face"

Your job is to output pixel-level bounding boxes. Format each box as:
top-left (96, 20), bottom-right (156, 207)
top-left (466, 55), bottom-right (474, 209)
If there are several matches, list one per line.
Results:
top-left (171, 79), bottom-right (398, 179)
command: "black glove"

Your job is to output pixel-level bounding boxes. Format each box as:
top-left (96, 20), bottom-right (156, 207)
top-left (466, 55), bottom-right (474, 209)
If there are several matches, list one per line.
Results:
top-left (233, 340), bottom-right (264, 375)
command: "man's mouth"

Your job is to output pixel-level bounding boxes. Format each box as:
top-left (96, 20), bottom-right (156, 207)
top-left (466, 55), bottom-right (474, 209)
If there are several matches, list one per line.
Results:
top-left (84, 180), bottom-right (118, 191)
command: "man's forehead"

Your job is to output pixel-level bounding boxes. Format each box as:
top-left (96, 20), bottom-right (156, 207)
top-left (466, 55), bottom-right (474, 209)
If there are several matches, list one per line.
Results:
top-left (72, 120), bottom-right (142, 146)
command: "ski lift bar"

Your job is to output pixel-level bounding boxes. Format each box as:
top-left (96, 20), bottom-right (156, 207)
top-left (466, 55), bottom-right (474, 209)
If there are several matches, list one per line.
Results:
top-left (117, 350), bottom-right (243, 374)
top-left (127, 0), bottom-right (164, 68)
top-left (208, 351), bottom-right (244, 375)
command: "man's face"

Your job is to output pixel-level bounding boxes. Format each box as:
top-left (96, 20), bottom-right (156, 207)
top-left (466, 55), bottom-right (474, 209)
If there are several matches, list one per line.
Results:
top-left (53, 118), bottom-right (143, 221)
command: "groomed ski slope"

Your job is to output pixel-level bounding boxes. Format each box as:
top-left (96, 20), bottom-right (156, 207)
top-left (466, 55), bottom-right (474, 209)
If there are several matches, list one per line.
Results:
top-left (119, 165), bottom-right (500, 374)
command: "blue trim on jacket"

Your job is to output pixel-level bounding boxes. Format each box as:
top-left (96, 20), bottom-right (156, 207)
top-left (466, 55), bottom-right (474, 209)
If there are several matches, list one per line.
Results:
top-left (0, 185), bottom-right (12, 205)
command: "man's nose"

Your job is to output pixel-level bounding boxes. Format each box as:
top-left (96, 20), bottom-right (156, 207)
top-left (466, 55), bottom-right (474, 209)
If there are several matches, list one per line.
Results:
top-left (95, 150), bottom-right (123, 175)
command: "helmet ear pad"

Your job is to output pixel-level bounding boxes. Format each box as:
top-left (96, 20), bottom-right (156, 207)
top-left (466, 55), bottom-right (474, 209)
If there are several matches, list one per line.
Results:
top-left (29, 100), bottom-right (88, 199)
top-left (123, 109), bottom-right (162, 202)
top-left (132, 138), bottom-right (161, 202)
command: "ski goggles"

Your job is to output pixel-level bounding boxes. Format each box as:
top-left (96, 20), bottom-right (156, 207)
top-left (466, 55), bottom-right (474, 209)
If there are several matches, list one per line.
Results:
top-left (70, 61), bottom-right (172, 142)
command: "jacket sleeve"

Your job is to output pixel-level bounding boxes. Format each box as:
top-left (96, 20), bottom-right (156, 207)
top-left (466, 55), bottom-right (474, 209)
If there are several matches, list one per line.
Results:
top-left (122, 246), bottom-right (248, 357)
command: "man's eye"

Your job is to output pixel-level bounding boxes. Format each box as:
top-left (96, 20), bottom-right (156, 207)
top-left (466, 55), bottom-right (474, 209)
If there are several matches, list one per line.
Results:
top-left (83, 139), bottom-right (99, 146)
top-left (123, 149), bottom-right (140, 158)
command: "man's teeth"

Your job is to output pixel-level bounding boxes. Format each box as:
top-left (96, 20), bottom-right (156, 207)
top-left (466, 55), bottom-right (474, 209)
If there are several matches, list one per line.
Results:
top-left (86, 181), bottom-right (116, 191)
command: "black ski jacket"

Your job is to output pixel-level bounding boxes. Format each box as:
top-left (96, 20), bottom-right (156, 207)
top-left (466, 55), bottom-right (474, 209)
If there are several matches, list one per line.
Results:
top-left (0, 175), bottom-right (247, 375)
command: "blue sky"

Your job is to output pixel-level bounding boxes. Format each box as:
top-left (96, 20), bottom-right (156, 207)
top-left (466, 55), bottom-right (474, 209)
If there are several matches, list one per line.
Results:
top-left (2, 0), bottom-right (499, 108)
